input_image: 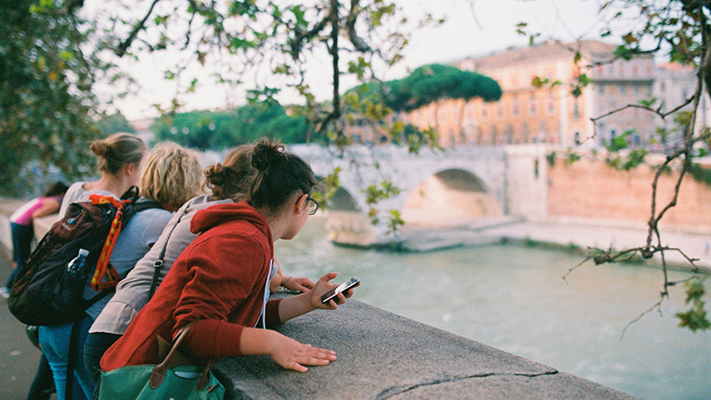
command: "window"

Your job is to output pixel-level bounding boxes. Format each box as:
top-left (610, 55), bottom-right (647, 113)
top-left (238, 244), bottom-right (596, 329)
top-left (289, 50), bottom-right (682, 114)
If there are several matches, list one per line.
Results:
top-left (497, 103), bottom-right (504, 119)
top-left (547, 92), bottom-right (555, 115)
top-left (599, 85), bottom-right (604, 95)
top-left (513, 95), bottom-right (520, 117)
top-left (482, 104), bottom-right (488, 120)
top-left (573, 99), bottom-right (580, 119)
top-left (620, 85), bottom-right (626, 95)
top-left (634, 85), bottom-right (640, 95)
top-left (539, 121), bottom-right (547, 143)
top-left (529, 93), bottom-right (537, 116)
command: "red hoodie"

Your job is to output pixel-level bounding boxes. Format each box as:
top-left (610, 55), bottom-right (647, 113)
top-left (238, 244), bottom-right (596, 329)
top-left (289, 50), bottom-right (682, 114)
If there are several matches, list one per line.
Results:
top-left (101, 201), bottom-right (283, 371)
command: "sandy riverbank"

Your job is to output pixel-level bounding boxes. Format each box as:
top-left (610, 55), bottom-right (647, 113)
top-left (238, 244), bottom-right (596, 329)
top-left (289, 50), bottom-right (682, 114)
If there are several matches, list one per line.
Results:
top-left (393, 216), bottom-right (711, 272)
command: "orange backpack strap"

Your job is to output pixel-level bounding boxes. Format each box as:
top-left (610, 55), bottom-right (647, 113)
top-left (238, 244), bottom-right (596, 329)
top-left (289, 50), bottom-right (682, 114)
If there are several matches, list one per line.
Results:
top-left (89, 195), bottom-right (129, 291)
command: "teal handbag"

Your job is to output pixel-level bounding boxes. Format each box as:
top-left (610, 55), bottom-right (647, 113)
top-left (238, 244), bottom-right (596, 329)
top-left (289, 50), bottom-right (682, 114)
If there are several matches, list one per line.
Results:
top-left (99, 321), bottom-right (225, 400)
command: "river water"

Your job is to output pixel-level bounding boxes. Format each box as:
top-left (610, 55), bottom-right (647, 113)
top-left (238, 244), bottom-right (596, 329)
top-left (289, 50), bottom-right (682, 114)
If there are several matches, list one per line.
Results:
top-left (275, 219), bottom-right (711, 400)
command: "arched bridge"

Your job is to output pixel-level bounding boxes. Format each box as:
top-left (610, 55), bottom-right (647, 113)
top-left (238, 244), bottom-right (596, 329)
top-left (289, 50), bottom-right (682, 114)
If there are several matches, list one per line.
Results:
top-left (289, 144), bottom-right (548, 247)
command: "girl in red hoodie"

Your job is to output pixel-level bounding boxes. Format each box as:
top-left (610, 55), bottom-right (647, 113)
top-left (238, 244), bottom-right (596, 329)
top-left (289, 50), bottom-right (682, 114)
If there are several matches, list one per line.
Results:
top-left (101, 138), bottom-right (353, 374)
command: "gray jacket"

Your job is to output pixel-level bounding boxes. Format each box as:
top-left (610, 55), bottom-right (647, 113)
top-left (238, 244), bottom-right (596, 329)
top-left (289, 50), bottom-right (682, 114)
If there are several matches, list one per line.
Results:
top-left (89, 195), bottom-right (233, 335)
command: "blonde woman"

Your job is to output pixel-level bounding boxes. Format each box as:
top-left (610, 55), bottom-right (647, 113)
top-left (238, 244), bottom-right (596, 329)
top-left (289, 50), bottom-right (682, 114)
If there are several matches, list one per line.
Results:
top-left (40, 140), bottom-right (203, 400)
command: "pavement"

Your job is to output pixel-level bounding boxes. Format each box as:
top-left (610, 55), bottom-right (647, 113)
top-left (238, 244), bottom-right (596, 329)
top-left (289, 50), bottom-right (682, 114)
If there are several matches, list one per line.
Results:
top-left (0, 249), bottom-right (55, 400)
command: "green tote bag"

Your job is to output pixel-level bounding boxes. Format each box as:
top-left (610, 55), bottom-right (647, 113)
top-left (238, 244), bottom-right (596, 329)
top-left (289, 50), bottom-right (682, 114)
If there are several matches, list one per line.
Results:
top-left (98, 321), bottom-right (225, 400)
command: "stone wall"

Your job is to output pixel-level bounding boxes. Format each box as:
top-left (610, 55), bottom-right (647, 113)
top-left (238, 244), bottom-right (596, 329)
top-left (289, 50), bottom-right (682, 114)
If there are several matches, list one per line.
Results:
top-left (548, 155), bottom-right (711, 231)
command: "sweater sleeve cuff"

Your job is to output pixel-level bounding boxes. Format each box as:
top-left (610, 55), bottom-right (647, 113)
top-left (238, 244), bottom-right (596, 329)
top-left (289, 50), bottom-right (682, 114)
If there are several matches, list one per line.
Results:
top-left (265, 298), bottom-right (283, 328)
top-left (185, 319), bottom-right (246, 358)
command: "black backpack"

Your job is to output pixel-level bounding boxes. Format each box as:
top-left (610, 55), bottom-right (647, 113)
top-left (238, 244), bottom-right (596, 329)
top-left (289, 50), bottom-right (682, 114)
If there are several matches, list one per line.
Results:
top-left (8, 186), bottom-right (162, 326)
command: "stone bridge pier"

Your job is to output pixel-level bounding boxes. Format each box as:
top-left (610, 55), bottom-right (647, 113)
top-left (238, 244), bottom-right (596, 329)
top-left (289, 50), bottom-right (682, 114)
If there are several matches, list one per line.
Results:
top-left (290, 144), bottom-right (549, 247)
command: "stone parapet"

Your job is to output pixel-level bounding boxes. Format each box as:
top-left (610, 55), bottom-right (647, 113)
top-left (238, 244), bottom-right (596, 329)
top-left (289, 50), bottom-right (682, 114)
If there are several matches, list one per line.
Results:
top-left (215, 295), bottom-right (638, 399)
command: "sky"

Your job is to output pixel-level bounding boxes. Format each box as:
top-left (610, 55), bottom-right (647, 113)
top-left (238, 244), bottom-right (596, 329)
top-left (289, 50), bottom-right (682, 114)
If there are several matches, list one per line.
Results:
top-left (111, 0), bottom-right (608, 121)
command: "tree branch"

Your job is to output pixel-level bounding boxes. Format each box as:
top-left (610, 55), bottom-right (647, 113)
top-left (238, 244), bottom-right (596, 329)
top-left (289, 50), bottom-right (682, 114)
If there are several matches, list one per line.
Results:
top-left (289, 12), bottom-right (329, 61)
top-left (346, 0), bottom-right (371, 52)
top-left (115, 0), bottom-right (162, 57)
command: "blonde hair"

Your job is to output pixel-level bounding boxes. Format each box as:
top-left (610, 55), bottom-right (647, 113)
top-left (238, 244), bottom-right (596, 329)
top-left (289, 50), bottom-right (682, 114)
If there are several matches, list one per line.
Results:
top-left (204, 144), bottom-right (255, 201)
top-left (90, 132), bottom-right (146, 174)
top-left (140, 142), bottom-right (204, 211)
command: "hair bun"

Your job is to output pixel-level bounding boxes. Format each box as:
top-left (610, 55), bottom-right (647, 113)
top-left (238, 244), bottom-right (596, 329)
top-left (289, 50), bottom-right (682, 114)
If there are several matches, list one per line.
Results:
top-left (251, 139), bottom-right (286, 172)
top-left (205, 163), bottom-right (228, 186)
top-left (90, 140), bottom-right (109, 157)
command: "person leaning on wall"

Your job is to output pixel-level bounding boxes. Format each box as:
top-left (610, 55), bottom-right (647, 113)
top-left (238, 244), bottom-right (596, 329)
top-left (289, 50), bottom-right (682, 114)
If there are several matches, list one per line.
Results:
top-left (100, 138), bottom-right (357, 379)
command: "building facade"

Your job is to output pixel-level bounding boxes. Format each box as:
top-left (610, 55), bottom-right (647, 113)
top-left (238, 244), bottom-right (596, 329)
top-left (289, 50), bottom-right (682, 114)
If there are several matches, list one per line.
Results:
top-left (399, 40), bottom-right (661, 149)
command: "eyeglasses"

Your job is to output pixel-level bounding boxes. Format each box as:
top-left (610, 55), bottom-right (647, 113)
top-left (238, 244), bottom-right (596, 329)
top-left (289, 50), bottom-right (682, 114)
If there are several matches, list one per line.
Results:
top-left (296, 194), bottom-right (320, 215)
top-left (307, 196), bottom-right (319, 215)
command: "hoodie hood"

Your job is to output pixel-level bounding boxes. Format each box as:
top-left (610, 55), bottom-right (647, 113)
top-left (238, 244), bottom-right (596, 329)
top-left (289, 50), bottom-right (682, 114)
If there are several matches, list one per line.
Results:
top-left (190, 201), bottom-right (271, 243)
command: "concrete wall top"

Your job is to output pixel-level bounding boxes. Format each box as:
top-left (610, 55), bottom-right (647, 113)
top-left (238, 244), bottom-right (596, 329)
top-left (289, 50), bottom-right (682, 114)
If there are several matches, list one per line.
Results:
top-left (216, 294), bottom-right (638, 400)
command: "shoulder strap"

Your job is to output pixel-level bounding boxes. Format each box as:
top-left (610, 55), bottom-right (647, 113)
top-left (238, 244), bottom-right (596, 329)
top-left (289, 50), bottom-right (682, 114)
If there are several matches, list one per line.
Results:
top-left (132, 199), bottom-right (163, 213)
top-left (65, 321), bottom-right (81, 400)
top-left (90, 192), bottom-right (165, 292)
top-left (149, 320), bottom-right (203, 389)
top-left (148, 199), bottom-right (193, 299)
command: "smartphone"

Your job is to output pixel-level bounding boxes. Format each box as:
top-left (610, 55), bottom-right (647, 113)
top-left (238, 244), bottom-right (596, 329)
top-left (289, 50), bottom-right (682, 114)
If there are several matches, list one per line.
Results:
top-left (320, 276), bottom-right (360, 304)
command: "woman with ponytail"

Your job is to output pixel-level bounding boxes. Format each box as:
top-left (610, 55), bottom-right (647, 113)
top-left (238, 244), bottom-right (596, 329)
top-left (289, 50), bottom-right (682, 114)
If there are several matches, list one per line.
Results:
top-left (101, 138), bottom-right (355, 374)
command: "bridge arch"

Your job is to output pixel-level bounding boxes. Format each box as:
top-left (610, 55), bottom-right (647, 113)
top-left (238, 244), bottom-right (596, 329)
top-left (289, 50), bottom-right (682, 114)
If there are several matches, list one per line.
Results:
top-left (327, 186), bottom-right (361, 212)
top-left (401, 168), bottom-right (503, 226)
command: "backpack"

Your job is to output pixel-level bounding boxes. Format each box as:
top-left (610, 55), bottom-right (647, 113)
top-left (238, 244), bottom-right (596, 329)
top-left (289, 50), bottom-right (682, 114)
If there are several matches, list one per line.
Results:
top-left (8, 186), bottom-right (163, 326)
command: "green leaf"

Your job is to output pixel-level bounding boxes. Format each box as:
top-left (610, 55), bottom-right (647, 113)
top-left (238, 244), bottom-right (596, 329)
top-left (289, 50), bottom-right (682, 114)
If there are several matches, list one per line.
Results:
top-left (675, 279), bottom-right (710, 332)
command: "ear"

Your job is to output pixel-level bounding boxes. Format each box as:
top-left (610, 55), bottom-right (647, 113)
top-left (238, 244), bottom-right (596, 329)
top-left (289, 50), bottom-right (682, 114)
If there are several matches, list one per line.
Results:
top-left (124, 162), bottom-right (137, 176)
top-left (294, 193), bottom-right (308, 215)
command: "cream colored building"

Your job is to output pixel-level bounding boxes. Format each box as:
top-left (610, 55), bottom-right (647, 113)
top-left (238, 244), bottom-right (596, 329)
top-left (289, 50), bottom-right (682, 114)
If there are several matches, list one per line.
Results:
top-left (399, 40), bottom-right (658, 149)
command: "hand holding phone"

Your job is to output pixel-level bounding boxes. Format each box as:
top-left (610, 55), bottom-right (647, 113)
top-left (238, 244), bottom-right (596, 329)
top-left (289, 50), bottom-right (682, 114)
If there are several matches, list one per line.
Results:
top-left (320, 276), bottom-right (360, 304)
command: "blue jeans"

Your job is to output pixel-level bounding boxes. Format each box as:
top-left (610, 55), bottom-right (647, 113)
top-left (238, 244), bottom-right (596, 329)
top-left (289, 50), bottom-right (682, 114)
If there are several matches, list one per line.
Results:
top-left (39, 315), bottom-right (94, 400)
top-left (6, 222), bottom-right (34, 288)
top-left (84, 332), bottom-right (121, 397)
top-left (27, 354), bottom-right (55, 400)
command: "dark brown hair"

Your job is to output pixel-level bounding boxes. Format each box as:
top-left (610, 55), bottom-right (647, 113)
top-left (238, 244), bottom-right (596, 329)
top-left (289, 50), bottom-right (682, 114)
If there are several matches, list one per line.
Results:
top-left (204, 144), bottom-right (255, 201)
top-left (43, 181), bottom-right (69, 197)
top-left (249, 138), bottom-right (317, 216)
